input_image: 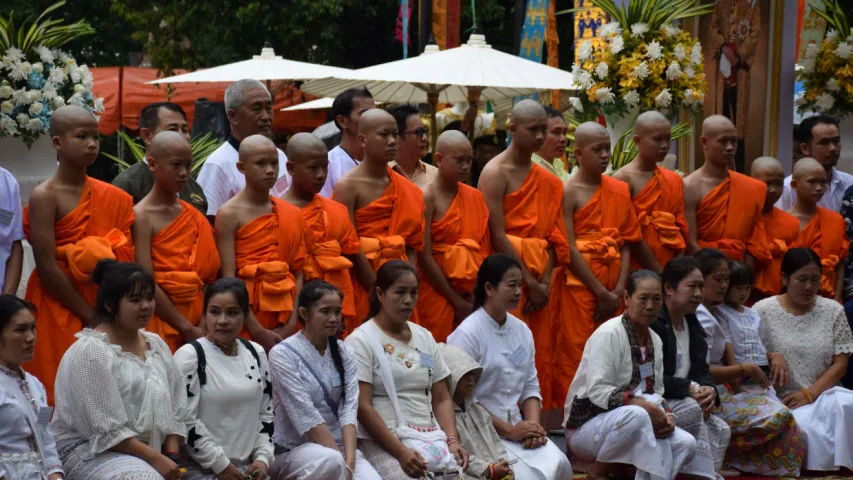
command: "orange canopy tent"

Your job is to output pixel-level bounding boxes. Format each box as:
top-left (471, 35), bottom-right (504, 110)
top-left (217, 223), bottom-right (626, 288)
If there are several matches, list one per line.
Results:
top-left (91, 67), bottom-right (327, 136)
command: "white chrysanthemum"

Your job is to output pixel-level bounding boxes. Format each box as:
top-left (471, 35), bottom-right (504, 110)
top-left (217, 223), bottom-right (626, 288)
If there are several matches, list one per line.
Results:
top-left (815, 93), bottom-right (835, 111)
top-left (595, 87), bottom-right (616, 104)
top-left (47, 67), bottom-right (65, 85)
top-left (79, 65), bottom-right (93, 89)
top-left (73, 84), bottom-right (86, 94)
top-left (827, 78), bottom-right (841, 92)
top-left (68, 65), bottom-right (82, 84)
top-left (29, 102), bottom-right (44, 116)
top-left (595, 62), bottom-right (609, 80)
top-left (578, 41), bottom-right (593, 61)
top-left (690, 43), bottom-right (703, 65)
top-left (16, 113), bottom-right (29, 126)
top-left (1, 101), bottom-right (13, 115)
top-left (8, 63), bottom-right (30, 81)
top-left (32, 62), bottom-right (44, 75)
top-left (684, 66), bottom-right (696, 78)
top-left (655, 88), bottom-right (673, 108)
top-left (623, 90), bottom-right (640, 107)
top-left (34, 45), bottom-right (56, 64)
top-left (800, 58), bottom-right (815, 73)
top-left (631, 23), bottom-right (649, 38)
top-left (666, 61), bottom-right (682, 80)
top-left (826, 29), bottom-right (839, 42)
top-left (600, 22), bottom-right (622, 38)
top-left (569, 97), bottom-right (584, 113)
top-left (52, 96), bottom-right (66, 108)
top-left (5, 47), bottom-right (24, 62)
top-left (93, 97), bottom-right (105, 112)
top-left (684, 89), bottom-right (704, 106)
top-left (57, 50), bottom-right (70, 64)
top-left (804, 43), bottom-right (819, 59)
top-left (0, 116), bottom-right (17, 135)
top-left (610, 35), bottom-right (625, 55)
top-left (633, 61), bottom-right (650, 80)
top-left (0, 85), bottom-right (12, 99)
top-left (662, 24), bottom-right (680, 38)
top-left (28, 91), bottom-right (41, 103)
top-left (577, 70), bottom-right (594, 89)
top-left (646, 41), bottom-right (664, 61)
top-left (25, 118), bottom-right (44, 133)
top-left (41, 84), bottom-right (58, 100)
top-left (674, 44), bottom-right (687, 61)
top-left (795, 94), bottom-right (808, 106)
top-left (68, 94), bottom-right (86, 107)
top-left (12, 89), bottom-right (31, 106)
top-left (834, 42), bottom-right (853, 60)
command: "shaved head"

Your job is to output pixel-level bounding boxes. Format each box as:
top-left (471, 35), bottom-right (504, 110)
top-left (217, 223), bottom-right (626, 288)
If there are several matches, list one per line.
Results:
top-left (148, 130), bottom-right (191, 159)
top-left (239, 134), bottom-right (277, 161)
top-left (285, 132), bottom-right (327, 162)
top-left (791, 157), bottom-right (827, 206)
top-left (751, 156), bottom-right (784, 177)
top-left (358, 108), bottom-right (397, 135)
top-left (792, 157), bottom-right (825, 180)
top-left (752, 156), bottom-right (785, 211)
top-left (510, 99), bottom-right (547, 124)
top-left (435, 130), bottom-right (470, 153)
top-left (702, 115), bottom-right (735, 137)
top-left (634, 111), bottom-right (670, 137)
top-left (574, 121), bottom-right (609, 149)
top-left (573, 121), bottom-right (611, 175)
top-left (49, 105), bottom-right (97, 137)
top-left (434, 130), bottom-right (474, 183)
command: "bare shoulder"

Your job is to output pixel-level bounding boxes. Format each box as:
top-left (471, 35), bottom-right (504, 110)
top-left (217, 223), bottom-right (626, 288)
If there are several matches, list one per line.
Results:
top-left (477, 156), bottom-right (508, 194)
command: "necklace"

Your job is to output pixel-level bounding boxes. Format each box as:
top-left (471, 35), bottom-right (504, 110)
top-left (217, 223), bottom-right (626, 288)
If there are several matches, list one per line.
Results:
top-left (213, 339), bottom-right (239, 355)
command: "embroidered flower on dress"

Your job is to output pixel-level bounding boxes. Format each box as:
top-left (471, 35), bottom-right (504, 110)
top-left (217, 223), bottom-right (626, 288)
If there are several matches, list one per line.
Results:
top-left (383, 343), bottom-right (395, 354)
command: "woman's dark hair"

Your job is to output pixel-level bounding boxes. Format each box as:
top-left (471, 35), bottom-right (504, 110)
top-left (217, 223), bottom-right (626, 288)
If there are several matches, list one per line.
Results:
top-left (298, 280), bottom-right (347, 404)
top-left (626, 269), bottom-right (662, 296)
top-left (91, 260), bottom-right (155, 323)
top-left (781, 248), bottom-right (821, 278)
top-left (203, 277), bottom-right (250, 316)
top-left (694, 248), bottom-right (729, 277)
top-left (661, 256), bottom-right (701, 291)
top-left (473, 254), bottom-right (522, 309)
top-left (367, 260), bottom-right (418, 319)
top-left (0, 294), bottom-right (36, 332)
top-left (727, 260), bottom-right (753, 288)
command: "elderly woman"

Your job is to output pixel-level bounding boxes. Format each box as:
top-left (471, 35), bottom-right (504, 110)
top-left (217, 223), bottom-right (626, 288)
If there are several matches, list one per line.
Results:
top-left (695, 249), bottom-right (805, 477)
top-left (0, 295), bottom-right (63, 480)
top-left (448, 254), bottom-right (572, 479)
top-left (564, 270), bottom-right (697, 480)
top-left (651, 257), bottom-right (730, 480)
top-left (756, 248), bottom-right (853, 471)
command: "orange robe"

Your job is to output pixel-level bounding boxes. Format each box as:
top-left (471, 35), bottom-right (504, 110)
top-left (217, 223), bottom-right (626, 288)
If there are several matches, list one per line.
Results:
top-left (147, 201), bottom-right (221, 352)
top-left (300, 195), bottom-right (361, 327)
top-left (235, 197), bottom-right (307, 336)
top-left (753, 207), bottom-right (800, 298)
top-left (551, 175), bottom-right (641, 409)
top-left (347, 166), bottom-right (424, 331)
top-left (696, 172), bottom-right (770, 262)
top-left (500, 164), bottom-right (570, 410)
top-left (793, 207), bottom-right (850, 299)
top-left (631, 167), bottom-right (688, 269)
top-left (416, 183), bottom-right (490, 342)
top-left (23, 178), bottom-right (135, 402)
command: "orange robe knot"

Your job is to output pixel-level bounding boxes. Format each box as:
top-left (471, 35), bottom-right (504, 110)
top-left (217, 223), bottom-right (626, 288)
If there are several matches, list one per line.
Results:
top-left (238, 261), bottom-right (296, 313)
top-left (433, 238), bottom-right (483, 293)
top-left (698, 238), bottom-right (747, 260)
top-left (821, 255), bottom-right (841, 298)
top-left (637, 211), bottom-right (685, 251)
top-left (792, 207), bottom-right (849, 300)
top-left (360, 235), bottom-right (408, 270)
top-left (506, 235), bottom-right (549, 280)
top-left (57, 228), bottom-right (130, 282)
top-left (565, 228), bottom-right (623, 289)
top-left (768, 239), bottom-right (789, 258)
top-left (154, 271), bottom-right (205, 306)
top-left (304, 239), bottom-right (356, 318)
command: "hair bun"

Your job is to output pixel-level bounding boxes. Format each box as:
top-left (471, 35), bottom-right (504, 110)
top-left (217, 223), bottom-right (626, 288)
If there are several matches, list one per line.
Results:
top-left (91, 259), bottom-right (117, 285)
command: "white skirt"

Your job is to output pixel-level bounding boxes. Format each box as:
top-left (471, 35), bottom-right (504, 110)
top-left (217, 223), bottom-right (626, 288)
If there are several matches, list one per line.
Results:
top-left (502, 437), bottom-right (573, 480)
top-left (791, 386), bottom-right (853, 471)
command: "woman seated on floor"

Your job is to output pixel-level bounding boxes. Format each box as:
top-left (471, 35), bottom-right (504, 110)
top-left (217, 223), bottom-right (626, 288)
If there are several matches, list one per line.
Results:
top-left (651, 256), bottom-right (730, 480)
top-left (448, 254), bottom-right (573, 480)
top-left (695, 249), bottom-right (805, 477)
top-left (756, 248), bottom-right (853, 472)
top-left (564, 269), bottom-right (697, 480)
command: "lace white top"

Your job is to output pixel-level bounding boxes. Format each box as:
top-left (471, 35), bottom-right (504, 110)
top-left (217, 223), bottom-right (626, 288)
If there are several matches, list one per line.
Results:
top-left (755, 296), bottom-right (853, 395)
top-left (51, 329), bottom-right (188, 458)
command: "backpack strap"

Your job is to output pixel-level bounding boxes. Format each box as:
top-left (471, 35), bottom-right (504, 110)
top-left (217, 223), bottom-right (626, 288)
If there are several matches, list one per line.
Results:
top-left (189, 340), bottom-right (207, 386)
top-left (237, 338), bottom-right (262, 372)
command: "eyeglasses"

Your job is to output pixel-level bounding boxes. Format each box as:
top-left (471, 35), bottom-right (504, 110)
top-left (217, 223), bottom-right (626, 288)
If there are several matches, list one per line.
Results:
top-left (405, 128), bottom-right (429, 138)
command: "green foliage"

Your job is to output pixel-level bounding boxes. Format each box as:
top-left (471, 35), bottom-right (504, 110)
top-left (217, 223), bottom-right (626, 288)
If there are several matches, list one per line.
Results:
top-left (0, 1), bottom-right (94, 53)
top-left (102, 130), bottom-right (223, 177)
top-left (557, 0), bottom-right (714, 31)
top-left (813, 0), bottom-right (851, 37)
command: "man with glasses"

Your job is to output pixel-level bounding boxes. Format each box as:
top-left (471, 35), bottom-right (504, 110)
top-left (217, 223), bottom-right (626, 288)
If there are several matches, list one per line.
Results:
top-left (387, 104), bottom-right (438, 190)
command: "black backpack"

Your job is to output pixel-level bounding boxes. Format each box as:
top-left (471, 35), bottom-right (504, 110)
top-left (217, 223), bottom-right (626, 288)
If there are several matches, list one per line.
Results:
top-left (189, 338), bottom-right (261, 386)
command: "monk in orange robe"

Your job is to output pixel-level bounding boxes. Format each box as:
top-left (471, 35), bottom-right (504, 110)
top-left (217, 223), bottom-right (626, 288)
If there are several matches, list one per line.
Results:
top-left (789, 158), bottom-right (849, 302)
top-left (685, 115), bottom-right (770, 267)
top-left (553, 122), bottom-right (642, 408)
top-left (333, 109), bottom-right (424, 331)
top-left (750, 156), bottom-right (801, 299)
top-left (613, 111), bottom-right (687, 272)
top-left (132, 132), bottom-right (221, 352)
top-left (417, 131), bottom-right (490, 342)
top-left (216, 135), bottom-right (307, 350)
top-left (24, 106), bottom-right (135, 402)
top-left (281, 133), bottom-right (373, 331)
top-left (478, 100), bottom-right (569, 414)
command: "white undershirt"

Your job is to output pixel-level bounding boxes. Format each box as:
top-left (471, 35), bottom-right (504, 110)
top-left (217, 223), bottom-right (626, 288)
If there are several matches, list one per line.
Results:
top-left (673, 322), bottom-right (691, 379)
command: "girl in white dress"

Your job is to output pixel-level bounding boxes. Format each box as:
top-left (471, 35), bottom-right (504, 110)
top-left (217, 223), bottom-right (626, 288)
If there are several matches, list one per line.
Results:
top-left (173, 278), bottom-right (274, 480)
top-left (448, 254), bottom-right (572, 480)
top-left (0, 295), bottom-right (64, 480)
top-left (268, 280), bottom-right (381, 480)
top-left (51, 260), bottom-right (188, 480)
top-left (755, 248), bottom-right (853, 471)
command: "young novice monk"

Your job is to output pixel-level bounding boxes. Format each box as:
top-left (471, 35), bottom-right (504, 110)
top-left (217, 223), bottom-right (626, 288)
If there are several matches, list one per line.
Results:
top-left (216, 135), bottom-right (308, 349)
top-left (132, 131), bottom-right (221, 352)
top-left (281, 132), bottom-right (374, 333)
top-left (552, 121), bottom-right (642, 410)
top-left (418, 130), bottom-right (490, 342)
top-left (24, 105), bottom-right (136, 402)
top-left (332, 109), bottom-right (425, 329)
top-left (789, 157), bottom-right (849, 302)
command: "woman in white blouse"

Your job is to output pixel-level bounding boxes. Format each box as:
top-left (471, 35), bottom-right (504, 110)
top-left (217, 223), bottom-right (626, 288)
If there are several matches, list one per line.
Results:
top-left (268, 280), bottom-right (380, 480)
top-left (755, 248), bottom-right (853, 471)
top-left (448, 254), bottom-right (572, 480)
top-left (173, 278), bottom-right (273, 479)
top-left (345, 260), bottom-right (468, 479)
top-left (0, 295), bottom-right (63, 480)
top-left (51, 260), bottom-right (187, 480)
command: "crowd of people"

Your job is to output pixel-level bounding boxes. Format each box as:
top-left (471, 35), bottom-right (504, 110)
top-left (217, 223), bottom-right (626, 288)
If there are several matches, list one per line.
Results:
top-left (1, 76), bottom-right (852, 480)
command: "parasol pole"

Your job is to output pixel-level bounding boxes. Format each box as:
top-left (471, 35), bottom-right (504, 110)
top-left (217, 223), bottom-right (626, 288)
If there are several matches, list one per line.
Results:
top-left (428, 91), bottom-right (439, 152)
top-left (465, 87), bottom-right (484, 142)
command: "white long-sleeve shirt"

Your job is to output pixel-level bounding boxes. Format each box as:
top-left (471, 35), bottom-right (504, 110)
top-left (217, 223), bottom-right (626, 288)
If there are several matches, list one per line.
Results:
top-left (173, 338), bottom-right (274, 474)
top-left (447, 307), bottom-right (541, 425)
top-left (319, 145), bottom-right (359, 198)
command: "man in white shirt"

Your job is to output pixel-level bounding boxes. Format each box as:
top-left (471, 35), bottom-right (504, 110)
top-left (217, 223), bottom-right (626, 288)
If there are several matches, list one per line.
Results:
top-left (387, 103), bottom-right (438, 190)
top-left (0, 166), bottom-right (24, 294)
top-left (318, 87), bottom-right (376, 198)
top-left (776, 115), bottom-right (853, 212)
top-left (197, 79), bottom-right (290, 218)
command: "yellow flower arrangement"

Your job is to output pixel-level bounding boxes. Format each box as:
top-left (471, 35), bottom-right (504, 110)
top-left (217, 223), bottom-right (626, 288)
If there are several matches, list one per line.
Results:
top-left (797, 28), bottom-right (853, 117)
